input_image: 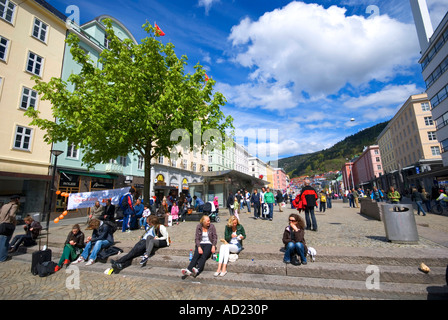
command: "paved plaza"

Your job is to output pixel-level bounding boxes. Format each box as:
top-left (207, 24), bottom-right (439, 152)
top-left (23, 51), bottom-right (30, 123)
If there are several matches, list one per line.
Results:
top-left (1, 197), bottom-right (448, 305)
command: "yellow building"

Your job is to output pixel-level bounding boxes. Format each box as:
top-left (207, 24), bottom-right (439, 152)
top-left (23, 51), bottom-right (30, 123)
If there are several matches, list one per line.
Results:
top-left (0, 0), bottom-right (67, 215)
top-left (378, 93), bottom-right (441, 173)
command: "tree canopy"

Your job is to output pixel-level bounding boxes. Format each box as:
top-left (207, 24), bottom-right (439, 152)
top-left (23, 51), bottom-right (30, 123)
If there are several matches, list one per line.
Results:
top-left (26, 19), bottom-right (234, 202)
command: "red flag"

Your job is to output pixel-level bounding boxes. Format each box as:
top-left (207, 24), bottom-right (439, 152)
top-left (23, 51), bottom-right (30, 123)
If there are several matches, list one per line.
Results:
top-left (205, 73), bottom-right (209, 82)
top-left (155, 23), bottom-right (165, 36)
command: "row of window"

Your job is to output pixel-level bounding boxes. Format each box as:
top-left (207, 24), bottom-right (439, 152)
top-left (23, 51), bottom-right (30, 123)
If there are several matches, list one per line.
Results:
top-left (0, 35), bottom-right (45, 77)
top-left (430, 82), bottom-right (448, 110)
top-left (425, 55), bottom-right (448, 90)
top-left (420, 24), bottom-right (448, 71)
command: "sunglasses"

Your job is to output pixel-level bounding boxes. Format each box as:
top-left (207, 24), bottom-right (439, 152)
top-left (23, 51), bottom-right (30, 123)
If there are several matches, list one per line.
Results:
top-left (289, 219), bottom-right (296, 222)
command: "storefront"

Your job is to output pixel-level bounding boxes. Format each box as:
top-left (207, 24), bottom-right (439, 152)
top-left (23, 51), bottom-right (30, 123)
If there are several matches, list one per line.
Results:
top-left (54, 169), bottom-right (118, 219)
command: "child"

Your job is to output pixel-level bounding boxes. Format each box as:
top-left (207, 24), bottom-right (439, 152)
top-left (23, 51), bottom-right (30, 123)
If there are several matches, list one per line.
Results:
top-left (213, 196), bottom-right (219, 214)
top-left (233, 197), bottom-right (240, 220)
top-left (171, 202), bottom-right (179, 225)
top-left (140, 205), bottom-right (151, 230)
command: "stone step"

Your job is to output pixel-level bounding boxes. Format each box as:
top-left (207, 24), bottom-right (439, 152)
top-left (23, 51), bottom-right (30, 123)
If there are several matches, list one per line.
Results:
top-left (11, 249), bottom-right (448, 300)
top-left (90, 263), bottom-right (448, 300)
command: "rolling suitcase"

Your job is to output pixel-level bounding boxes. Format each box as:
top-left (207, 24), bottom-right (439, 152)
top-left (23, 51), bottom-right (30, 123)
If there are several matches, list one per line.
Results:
top-left (31, 236), bottom-right (52, 276)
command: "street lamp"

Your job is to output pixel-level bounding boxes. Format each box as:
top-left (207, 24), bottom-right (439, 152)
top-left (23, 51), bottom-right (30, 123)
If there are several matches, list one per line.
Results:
top-left (46, 149), bottom-right (63, 233)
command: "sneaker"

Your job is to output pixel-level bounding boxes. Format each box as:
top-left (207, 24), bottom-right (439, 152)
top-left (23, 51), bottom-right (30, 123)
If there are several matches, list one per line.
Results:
top-left (214, 272), bottom-right (221, 277)
top-left (72, 256), bottom-right (85, 264)
top-left (192, 267), bottom-right (199, 277)
top-left (181, 268), bottom-right (192, 276)
top-left (85, 259), bottom-right (95, 266)
top-left (54, 265), bottom-right (61, 272)
top-left (140, 255), bottom-right (149, 265)
top-left (219, 271), bottom-right (227, 277)
top-left (63, 259), bottom-right (70, 266)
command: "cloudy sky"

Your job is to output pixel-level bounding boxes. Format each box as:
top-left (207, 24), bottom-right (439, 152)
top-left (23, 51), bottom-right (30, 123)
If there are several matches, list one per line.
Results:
top-left (48, 0), bottom-right (448, 163)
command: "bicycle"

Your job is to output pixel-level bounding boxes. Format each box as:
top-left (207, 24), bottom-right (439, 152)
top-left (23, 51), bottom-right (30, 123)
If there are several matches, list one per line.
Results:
top-left (431, 200), bottom-right (448, 215)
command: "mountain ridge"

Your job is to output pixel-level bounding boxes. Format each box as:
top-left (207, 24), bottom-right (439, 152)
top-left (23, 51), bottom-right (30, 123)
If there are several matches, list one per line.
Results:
top-left (278, 121), bottom-right (389, 178)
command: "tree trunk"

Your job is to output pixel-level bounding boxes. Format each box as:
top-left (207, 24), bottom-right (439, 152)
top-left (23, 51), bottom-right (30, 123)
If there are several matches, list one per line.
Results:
top-left (143, 142), bottom-right (153, 206)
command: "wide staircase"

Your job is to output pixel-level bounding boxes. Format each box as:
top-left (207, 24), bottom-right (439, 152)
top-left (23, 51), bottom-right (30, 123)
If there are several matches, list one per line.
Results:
top-left (20, 240), bottom-right (447, 300)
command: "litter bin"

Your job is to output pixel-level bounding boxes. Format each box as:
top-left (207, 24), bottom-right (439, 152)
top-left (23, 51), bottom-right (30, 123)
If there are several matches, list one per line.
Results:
top-left (381, 203), bottom-right (419, 244)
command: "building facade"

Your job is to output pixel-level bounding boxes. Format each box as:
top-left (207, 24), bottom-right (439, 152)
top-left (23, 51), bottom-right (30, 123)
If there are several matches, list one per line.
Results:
top-left (412, 0), bottom-right (448, 165)
top-left (352, 145), bottom-right (383, 188)
top-left (0, 0), bottom-right (67, 217)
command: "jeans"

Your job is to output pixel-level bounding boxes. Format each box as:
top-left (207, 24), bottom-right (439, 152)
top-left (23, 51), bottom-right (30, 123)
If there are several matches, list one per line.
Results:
top-left (9, 234), bottom-right (36, 251)
top-left (252, 202), bottom-right (260, 218)
top-left (304, 208), bottom-right (318, 231)
top-left (284, 242), bottom-right (307, 263)
top-left (0, 235), bottom-right (12, 262)
top-left (187, 243), bottom-right (212, 275)
top-left (415, 201), bottom-right (426, 215)
top-left (122, 214), bottom-right (130, 232)
top-left (81, 239), bottom-right (111, 261)
top-left (245, 200), bottom-right (251, 213)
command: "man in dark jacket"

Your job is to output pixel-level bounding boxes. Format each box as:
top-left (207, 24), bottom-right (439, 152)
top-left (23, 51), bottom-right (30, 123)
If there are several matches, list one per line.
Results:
top-left (0, 195), bottom-right (20, 262)
top-left (73, 219), bottom-right (114, 265)
top-left (300, 180), bottom-right (318, 231)
top-left (103, 198), bottom-right (115, 221)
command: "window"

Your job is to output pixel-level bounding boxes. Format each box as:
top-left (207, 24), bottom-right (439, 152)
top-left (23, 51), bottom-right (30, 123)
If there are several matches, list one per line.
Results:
top-left (0, 0), bottom-right (16, 23)
top-left (183, 159), bottom-right (187, 169)
top-left (138, 156), bottom-right (144, 170)
top-left (424, 116), bottom-right (433, 126)
top-left (118, 156), bottom-right (127, 166)
top-left (67, 143), bottom-right (78, 159)
top-left (0, 35), bottom-right (9, 61)
top-left (376, 157), bottom-right (380, 162)
top-left (32, 18), bottom-right (48, 42)
top-left (428, 131), bottom-right (437, 141)
top-left (26, 52), bottom-right (43, 76)
top-left (20, 87), bottom-right (38, 110)
top-left (158, 156), bottom-right (164, 164)
top-left (14, 126), bottom-right (32, 150)
top-left (431, 146), bottom-right (441, 156)
top-left (104, 33), bottom-right (110, 49)
top-left (421, 102), bottom-right (430, 111)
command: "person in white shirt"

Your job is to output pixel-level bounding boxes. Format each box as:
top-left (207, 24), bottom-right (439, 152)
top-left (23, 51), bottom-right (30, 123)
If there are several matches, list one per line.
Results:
top-left (108, 216), bottom-right (169, 273)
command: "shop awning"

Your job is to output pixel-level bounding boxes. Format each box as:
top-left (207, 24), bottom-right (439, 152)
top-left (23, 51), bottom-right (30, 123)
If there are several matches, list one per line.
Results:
top-left (59, 169), bottom-right (118, 180)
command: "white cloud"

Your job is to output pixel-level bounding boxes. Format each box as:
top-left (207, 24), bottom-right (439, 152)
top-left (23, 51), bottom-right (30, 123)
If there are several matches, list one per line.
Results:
top-left (198, 0), bottom-right (220, 15)
top-left (343, 84), bottom-right (422, 109)
top-left (228, 1), bottom-right (420, 99)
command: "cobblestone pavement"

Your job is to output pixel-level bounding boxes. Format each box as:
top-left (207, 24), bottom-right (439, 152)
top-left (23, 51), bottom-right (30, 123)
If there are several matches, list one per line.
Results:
top-left (1, 198), bottom-right (447, 303)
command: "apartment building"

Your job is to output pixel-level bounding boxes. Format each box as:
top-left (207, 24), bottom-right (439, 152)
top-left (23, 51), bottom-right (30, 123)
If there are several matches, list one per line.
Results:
top-left (0, 0), bottom-right (67, 216)
top-left (412, 0), bottom-right (448, 165)
top-left (352, 145), bottom-right (383, 187)
top-left (377, 94), bottom-right (441, 173)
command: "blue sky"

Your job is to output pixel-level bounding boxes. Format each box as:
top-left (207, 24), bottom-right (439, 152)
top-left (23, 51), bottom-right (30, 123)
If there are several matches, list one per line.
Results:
top-left (47, 0), bottom-right (448, 164)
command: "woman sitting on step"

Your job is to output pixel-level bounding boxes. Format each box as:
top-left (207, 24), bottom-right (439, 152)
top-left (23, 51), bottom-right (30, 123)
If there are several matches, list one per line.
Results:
top-left (282, 213), bottom-right (307, 266)
top-left (214, 216), bottom-right (246, 277)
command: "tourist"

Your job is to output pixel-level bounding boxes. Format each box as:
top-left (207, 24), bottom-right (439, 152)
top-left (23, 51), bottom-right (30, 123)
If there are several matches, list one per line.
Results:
top-left (251, 189), bottom-right (261, 219)
top-left (411, 188), bottom-right (426, 216)
top-left (214, 216), bottom-right (246, 277)
top-left (282, 213), bottom-right (307, 265)
top-left (299, 180), bottom-right (318, 231)
top-left (181, 215), bottom-right (217, 277)
top-left (108, 216), bottom-right (169, 274)
top-left (264, 187), bottom-right (275, 221)
top-left (72, 218), bottom-right (114, 266)
top-left (8, 215), bottom-right (42, 252)
top-left (0, 195), bottom-right (20, 262)
top-left (54, 224), bottom-right (85, 271)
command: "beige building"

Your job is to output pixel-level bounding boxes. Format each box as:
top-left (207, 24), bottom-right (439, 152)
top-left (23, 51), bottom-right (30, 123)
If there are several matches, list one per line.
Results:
top-left (0, 0), bottom-right (67, 215)
top-left (377, 93), bottom-right (441, 174)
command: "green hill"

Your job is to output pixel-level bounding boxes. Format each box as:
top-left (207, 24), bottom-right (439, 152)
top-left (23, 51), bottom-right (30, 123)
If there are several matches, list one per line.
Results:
top-left (278, 121), bottom-right (389, 178)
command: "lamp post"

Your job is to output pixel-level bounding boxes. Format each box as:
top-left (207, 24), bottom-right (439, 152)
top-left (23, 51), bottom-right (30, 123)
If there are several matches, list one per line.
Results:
top-left (46, 149), bottom-right (63, 232)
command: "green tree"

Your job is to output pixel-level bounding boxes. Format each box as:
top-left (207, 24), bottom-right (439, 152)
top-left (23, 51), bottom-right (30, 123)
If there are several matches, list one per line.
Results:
top-left (26, 20), bottom-right (233, 203)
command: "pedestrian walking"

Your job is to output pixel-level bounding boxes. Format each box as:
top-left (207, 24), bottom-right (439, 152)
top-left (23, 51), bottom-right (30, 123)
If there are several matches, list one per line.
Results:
top-left (299, 180), bottom-right (318, 231)
top-left (251, 189), bottom-right (261, 219)
top-left (264, 187), bottom-right (275, 221)
top-left (411, 188), bottom-right (427, 216)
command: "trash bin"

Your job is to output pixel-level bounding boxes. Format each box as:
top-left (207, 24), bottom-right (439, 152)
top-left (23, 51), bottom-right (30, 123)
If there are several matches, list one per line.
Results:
top-left (381, 204), bottom-right (419, 244)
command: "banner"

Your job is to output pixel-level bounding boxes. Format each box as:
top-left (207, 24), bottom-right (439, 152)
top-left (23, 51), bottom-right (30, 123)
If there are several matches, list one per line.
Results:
top-left (67, 187), bottom-right (129, 210)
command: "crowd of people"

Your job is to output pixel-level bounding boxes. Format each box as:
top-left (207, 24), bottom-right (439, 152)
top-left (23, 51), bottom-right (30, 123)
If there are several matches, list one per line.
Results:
top-left (2, 182), bottom-right (447, 280)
